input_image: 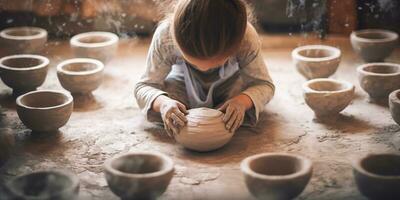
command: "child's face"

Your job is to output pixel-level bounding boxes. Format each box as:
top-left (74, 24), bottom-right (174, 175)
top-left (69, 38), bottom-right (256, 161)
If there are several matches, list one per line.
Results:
top-left (182, 53), bottom-right (230, 72)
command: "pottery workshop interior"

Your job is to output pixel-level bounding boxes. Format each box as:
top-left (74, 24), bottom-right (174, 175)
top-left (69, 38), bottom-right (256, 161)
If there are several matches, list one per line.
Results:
top-left (0, 0), bottom-right (400, 199)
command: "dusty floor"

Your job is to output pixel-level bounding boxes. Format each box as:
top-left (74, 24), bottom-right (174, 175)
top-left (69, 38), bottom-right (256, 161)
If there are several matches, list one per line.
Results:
top-left (0, 34), bottom-right (399, 200)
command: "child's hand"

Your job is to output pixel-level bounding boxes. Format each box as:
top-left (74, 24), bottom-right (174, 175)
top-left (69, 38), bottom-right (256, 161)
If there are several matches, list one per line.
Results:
top-left (159, 97), bottom-right (188, 137)
top-left (218, 94), bottom-right (253, 132)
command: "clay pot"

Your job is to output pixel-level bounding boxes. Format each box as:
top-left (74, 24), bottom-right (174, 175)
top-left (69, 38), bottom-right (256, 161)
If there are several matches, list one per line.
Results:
top-left (0, 54), bottom-right (49, 96)
top-left (176, 107), bottom-right (234, 152)
top-left (353, 153), bottom-right (400, 200)
top-left (292, 45), bottom-right (341, 80)
top-left (303, 78), bottom-right (354, 118)
top-left (241, 153), bottom-right (313, 200)
top-left (0, 26), bottom-right (47, 55)
top-left (357, 63), bottom-right (400, 100)
top-left (70, 32), bottom-right (119, 64)
top-left (389, 89), bottom-right (400, 125)
top-left (57, 58), bottom-right (104, 95)
top-left (16, 90), bottom-right (73, 133)
top-left (351, 29), bottom-right (398, 62)
top-left (104, 152), bottom-right (174, 200)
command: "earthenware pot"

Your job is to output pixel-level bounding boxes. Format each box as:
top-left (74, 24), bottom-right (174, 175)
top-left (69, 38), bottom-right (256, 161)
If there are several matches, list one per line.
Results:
top-left (292, 45), bottom-right (341, 80)
top-left (16, 90), bottom-right (73, 133)
top-left (70, 32), bottom-right (119, 64)
top-left (353, 153), bottom-right (400, 200)
top-left (176, 107), bottom-right (234, 152)
top-left (357, 63), bottom-right (400, 100)
top-left (241, 153), bottom-right (313, 200)
top-left (0, 26), bottom-right (47, 55)
top-left (389, 89), bottom-right (400, 125)
top-left (104, 152), bottom-right (174, 200)
top-left (351, 29), bottom-right (398, 62)
top-left (0, 54), bottom-right (49, 96)
top-left (57, 58), bottom-right (104, 95)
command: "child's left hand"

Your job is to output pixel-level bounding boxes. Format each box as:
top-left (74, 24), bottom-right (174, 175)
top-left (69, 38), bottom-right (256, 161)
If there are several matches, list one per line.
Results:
top-left (218, 94), bottom-right (253, 132)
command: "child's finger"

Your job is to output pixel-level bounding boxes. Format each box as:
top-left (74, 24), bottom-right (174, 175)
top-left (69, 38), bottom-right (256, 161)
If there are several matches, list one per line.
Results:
top-left (226, 112), bottom-right (238, 131)
top-left (223, 106), bottom-right (234, 123)
top-left (171, 113), bottom-right (185, 127)
top-left (218, 102), bottom-right (228, 112)
top-left (231, 115), bottom-right (243, 132)
top-left (174, 109), bottom-right (188, 123)
top-left (177, 103), bottom-right (188, 114)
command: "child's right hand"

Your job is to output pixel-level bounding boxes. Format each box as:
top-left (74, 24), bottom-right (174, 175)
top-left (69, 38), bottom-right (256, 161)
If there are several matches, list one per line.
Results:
top-left (158, 97), bottom-right (188, 137)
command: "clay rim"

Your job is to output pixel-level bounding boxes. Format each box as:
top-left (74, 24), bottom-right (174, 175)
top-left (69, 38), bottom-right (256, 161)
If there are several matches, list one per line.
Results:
top-left (57, 58), bottom-right (104, 76)
top-left (291, 45), bottom-right (341, 62)
top-left (0, 26), bottom-right (47, 41)
top-left (351, 29), bottom-right (399, 43)
top-left (303, 78), bottom-right (354, 94)
top-left (16, 90), bottom-right (73, 110)
top-left (240, 153), bottom-right (312, 180)
top-left (357, 62), bottom-right (400, 77)
top-left (352, 153), bottom-right (400, 180)
top-left (0, 54), bottom-right (49, 71)
top-left (70, 32), bottom-right (119, 48)
top-left (389, 89), bottom-right (400, 105)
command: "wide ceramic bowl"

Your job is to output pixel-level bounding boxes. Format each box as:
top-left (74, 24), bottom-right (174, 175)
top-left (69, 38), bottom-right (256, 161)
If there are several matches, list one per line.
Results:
top-left (241, 153), bottom-right (313, 200)
top-left (104, 152), bottom-right (174, 200)
top-left (0, 26), bottom-right (47, 55)
top-left (389, 89), bottom-right (400, 125)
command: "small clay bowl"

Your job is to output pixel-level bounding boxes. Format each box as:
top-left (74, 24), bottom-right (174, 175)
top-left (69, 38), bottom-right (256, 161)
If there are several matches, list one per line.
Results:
top-left (292, 45), bottom-right (341, 80)
top-left (389, 89), bottom-right (400, 125)
top-left (57, 58), bottom-right (104, 95)
top-left (0, 54), bottom-right (49, 96)
top-left (3, 170), bottom-right (80, 200)
top-left (353, 153), bottom-right (400, 200)
top-left (241, 153), bottom-right (313, 200)
top-left (16, 90), bottom-right (73, 133)
top-left (0, 26), bottom-right (47, 55)
top-left (104, 152), bottom-right (174, 200)
top-left (357, 63), bottom-right (400, 100)
top-left (351, 29), bottom-right (398, 62)
top-left (70, 32), bottom-right (119, 64)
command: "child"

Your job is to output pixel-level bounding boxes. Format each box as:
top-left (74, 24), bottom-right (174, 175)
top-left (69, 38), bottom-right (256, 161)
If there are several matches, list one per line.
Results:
top-left (134, 0), bottom-right (275, 137)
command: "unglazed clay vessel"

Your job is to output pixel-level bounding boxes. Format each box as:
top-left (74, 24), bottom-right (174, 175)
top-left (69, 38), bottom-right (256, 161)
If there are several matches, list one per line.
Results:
top-left (0, 54), bottom-right (49, 96)
top-left (16, 90), bottom-right (73, 133)
top-left (357, 63), bottom-right (400, 100)
top-left (241, 153), bottom-right (313, 200)
top-left (3, 170), bottom-right (79, 200)
top-left (292, 45), bottom-right (341, 80)
top-left (353, 153), bottom-right (400, 200)
top-left (351, 29), bottom-right (398, 62)
top-left (0, 26), bottom-right (47, 55)
top-left (389, 89), bottom-right (400, 125)
top-left (176, 107), bottom-right (234, 152)
top-left (104, 152), bottom-right (174, 200)
top-left (70, 32), bottom-right (119, 64)
top-left (57, 58), bottom-right (104, 95)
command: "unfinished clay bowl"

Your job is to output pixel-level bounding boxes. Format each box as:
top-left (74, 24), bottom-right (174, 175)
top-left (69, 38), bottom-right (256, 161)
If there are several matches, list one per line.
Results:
top-left (357, 63), bottom-right (400, 100)
top-left (0, 26), bottom-right (47, 55)
top-left (0, 54), bottom-right (49, 96)
top-left (241, 153), bottom-right (312, 200)
top-left (351, 29), bottom-right (398, 62)
top-left (176, 107), bottom-right (234, 152)
top-left (70, 32), bottom-right (119, 64)
top-left (303, 78), bottom-right (354, 118)
top-left (104, 152), bottom-right (174, 200)
top-left (292, 45), bottom-right (341, 80)
top-left (353, 153), bottom-right (400, 200)
top-left (16, 90), bottom-right (73, 133)
top-left (389, 89), bottom-right (400, 125)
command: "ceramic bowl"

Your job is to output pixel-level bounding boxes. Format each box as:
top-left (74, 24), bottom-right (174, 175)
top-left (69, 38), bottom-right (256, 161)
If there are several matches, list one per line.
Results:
top-left (292, 45), bottom-right (341, 80)
top-left (389, 89), bottom-right (400, 125)
top-left (16, 90), bottom-right (73, 133)
top-left (357, 63), bottom-right (400, 100)
top-left (0, 26), bottom-right (47, 55)
top-left (57, 58), bottom-right (104, 95)
top-left (353, 153), bottom-right (400, 200)
top-left (241, 153), bottom-right (313, 200)
top-left (104, 152), bottom-right (174, 200)
top-left (0, 54), bottom-right (49, 96)
top-left (351, 29), bottom-right (398, 62)
top-left (176, 107), bottom-right (234, 152)
top-left (70, 32), bottom-right (119, 64)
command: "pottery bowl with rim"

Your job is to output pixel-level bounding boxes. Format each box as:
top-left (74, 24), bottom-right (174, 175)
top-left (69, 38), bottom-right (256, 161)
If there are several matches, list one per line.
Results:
top-left (351, 29), bottom-right (398, 62)
top-left (292, 45), bottom-right (341, 80)
top-left (353, 153), bottom-right (400, 199)
top-left (357, 62), bottom-right (400, 100)
top-left (389, 89), bottom-right (400, 125)
top-left (241, 153), bottom-right (313, 200)
top-left (0, 26), bottom-right (47, 55)
top-left (104, 152), bottom-right (174, 200)
top-left (70, 31), bottom-right (119, 64)
top-left (16, 90), bottom-right (73, 133)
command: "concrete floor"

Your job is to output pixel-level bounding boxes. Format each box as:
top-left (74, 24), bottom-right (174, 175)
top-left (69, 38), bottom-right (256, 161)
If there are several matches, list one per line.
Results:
top-left (0, 34), bottom-right (399, 200)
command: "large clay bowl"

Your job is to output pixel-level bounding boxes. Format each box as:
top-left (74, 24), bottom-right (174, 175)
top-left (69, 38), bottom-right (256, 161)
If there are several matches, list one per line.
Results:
top-left (57, 58), bottom-right (104, 95)
top-left (70, 32), bottom-right (119, 64)
top-left (351, 29), bottom-right (398, 62)
top-left (389, 89), bottom-right (400, 125)
top-left (353, 154), bottom-right (400, 200)
top-left (0, 26), bottom-right (47, 55)
top-left (357, 63), bottom-right (400, 100)
top-left (104, 152), bottom-right (174, 200)
top-left (241, 153), bottom-right (313, 200)
top-left (0, 54), bottom-right (49, 96)
top-left (292, 45), bottom-right (341, 80)
top-left (16, 90), bottom-right (73, 133)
